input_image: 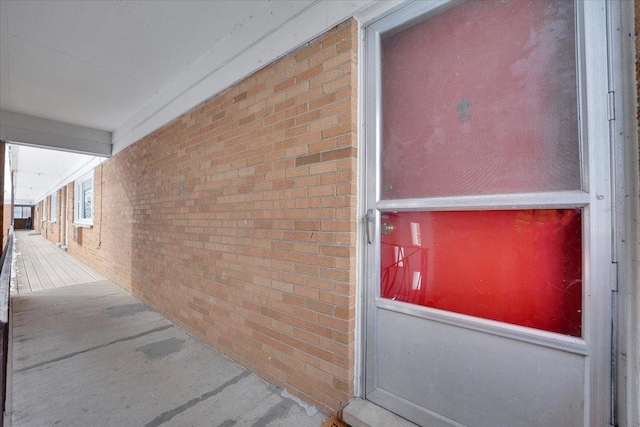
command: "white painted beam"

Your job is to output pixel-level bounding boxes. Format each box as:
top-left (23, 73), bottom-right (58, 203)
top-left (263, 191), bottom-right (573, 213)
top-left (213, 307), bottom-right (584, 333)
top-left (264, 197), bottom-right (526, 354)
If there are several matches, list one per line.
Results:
top-left (13, 198), bottom-right (34, 206)
top-left (0, 110), bottom-right (111, 157)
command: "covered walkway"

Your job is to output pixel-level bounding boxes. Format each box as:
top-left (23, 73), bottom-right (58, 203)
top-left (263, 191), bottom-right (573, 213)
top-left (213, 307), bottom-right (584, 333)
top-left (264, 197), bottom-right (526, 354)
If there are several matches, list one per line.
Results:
top-left (9, 231), bottom-right (326, 426)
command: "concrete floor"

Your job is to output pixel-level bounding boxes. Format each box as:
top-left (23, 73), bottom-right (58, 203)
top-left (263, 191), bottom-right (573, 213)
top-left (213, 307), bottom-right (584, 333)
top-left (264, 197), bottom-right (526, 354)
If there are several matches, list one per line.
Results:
top-left (9, 235), bottom-right (327, 426)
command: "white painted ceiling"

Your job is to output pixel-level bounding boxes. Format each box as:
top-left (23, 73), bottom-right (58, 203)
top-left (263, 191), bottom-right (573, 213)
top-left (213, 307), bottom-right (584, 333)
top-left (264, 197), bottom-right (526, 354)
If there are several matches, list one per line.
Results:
top-left (0, 0), bottom-right (386, 206)
top-left (0, 0), bottom-right (313, 130)
top-left (6, 144), bottom-right (98, 205)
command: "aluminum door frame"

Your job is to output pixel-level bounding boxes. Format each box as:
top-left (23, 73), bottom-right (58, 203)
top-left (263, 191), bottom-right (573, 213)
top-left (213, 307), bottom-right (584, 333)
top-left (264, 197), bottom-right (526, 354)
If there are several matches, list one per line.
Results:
top-left (361, 1), bottom-right (614, 425)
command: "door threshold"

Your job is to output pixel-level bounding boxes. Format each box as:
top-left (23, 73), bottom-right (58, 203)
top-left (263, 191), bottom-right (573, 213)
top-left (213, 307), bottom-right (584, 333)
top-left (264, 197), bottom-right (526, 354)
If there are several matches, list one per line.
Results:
top-left (343, 398), bottom-right (418, 427)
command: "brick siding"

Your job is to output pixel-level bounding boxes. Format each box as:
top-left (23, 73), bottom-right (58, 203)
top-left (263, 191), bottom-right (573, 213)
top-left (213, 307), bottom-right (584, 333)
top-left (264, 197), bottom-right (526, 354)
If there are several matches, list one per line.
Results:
top-left (41, 190), bottom-right (62, 245)
top-left (2, 204), bottom-right (10, 247)
top-left (65, 19), bottom-right (358, 415)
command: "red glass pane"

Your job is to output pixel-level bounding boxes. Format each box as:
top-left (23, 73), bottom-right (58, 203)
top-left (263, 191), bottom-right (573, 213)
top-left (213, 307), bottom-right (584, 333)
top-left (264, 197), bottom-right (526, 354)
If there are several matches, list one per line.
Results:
top-left (380, 209), bottom-right (582, 336)
top-left (381, 0), bottom-right (579, 198)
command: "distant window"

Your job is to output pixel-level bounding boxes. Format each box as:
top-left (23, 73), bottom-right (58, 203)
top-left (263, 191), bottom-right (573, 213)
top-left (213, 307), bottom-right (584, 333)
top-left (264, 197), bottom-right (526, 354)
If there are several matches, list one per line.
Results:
top-left (50, 192), bottom-right (57, 222)
top-left (75, 172), bottom-right (93, 225)
top-left (13, 206), bottom-right (31, 219)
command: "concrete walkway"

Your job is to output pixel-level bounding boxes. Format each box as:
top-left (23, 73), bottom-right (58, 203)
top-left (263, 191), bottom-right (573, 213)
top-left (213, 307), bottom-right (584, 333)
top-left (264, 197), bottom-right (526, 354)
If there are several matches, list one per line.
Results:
top-left (9, 235), bottom-right (326, 426)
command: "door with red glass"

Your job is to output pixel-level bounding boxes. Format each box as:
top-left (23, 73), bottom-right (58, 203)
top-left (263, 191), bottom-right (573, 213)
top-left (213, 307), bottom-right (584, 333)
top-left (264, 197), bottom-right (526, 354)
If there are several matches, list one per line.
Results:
top-left (363, 1), bottom-right (613, 426)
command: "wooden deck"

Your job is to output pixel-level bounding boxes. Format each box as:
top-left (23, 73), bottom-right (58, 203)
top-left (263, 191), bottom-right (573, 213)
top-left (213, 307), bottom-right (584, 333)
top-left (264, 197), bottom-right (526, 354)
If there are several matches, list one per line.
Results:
top-left (13, 230), bottom-right (107, 293)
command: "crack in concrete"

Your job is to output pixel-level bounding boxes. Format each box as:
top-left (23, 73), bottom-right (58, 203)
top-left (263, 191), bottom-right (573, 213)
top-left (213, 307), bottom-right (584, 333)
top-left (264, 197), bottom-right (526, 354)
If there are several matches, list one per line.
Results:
top-left (15, 324), bottom-right (173, 373)
top-left (217, 386), bottom-right (277, 427)
top-left (145, 370), bottom-right (251, 427)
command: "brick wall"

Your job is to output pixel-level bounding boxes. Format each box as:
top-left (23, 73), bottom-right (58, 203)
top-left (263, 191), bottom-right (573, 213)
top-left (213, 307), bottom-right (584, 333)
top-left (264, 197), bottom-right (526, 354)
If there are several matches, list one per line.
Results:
top-left (43, 195), bottom-right (51, 241)
top-left (54, 189), bottom-right (61, 243)
top-left (34, 200), bottom-right (42, 234)
top-left (42, 190), bottom-right (62, 245)
top-left (58, 186), bottom-right (67, 245)
top-left (2, 204), bottom-right (11, 238)
top-left (43, 196), bottom-right (50, 240)
top-left (66, 19), bottom-right (358, 414)
top-left (68, 165), bottom-right (132, 284)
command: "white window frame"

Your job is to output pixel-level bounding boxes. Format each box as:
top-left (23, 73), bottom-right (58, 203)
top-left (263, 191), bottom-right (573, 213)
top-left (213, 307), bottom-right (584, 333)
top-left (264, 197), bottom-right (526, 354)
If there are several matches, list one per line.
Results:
top-left (13, 206), bottom-right (30, 220)
top-left (74, 171), bottom-right (94, 226)
top-left (50, 191), bottom-right (57, 222)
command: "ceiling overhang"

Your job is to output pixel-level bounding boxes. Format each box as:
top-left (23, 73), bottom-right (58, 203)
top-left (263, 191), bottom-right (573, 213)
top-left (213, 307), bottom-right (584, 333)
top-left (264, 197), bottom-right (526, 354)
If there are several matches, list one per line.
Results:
top-left (0, 110), bottom-right (111, 157)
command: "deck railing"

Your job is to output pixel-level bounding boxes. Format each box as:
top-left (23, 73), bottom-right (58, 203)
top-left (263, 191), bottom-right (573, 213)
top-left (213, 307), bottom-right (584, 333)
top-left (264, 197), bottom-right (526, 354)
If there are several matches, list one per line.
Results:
top-left (0, 228), bottom-right (14, 427)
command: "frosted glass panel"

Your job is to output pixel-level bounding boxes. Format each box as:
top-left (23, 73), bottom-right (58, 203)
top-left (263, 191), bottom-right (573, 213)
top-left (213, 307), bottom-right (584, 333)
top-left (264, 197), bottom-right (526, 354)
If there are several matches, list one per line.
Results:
top-left (381, 0), bottom-right (579, 198)
top-left (380, 209), bottom-right (582, 336)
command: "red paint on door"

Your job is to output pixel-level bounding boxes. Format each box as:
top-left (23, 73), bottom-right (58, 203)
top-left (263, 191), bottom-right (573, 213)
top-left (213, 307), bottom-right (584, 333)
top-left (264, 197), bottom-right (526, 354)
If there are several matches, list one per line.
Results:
top-left (379, 0), bottom-right (582, 336)
top-left (380, 209), bottom-right (582, 336)
top-left (381, 0), bottom-right (579, 198)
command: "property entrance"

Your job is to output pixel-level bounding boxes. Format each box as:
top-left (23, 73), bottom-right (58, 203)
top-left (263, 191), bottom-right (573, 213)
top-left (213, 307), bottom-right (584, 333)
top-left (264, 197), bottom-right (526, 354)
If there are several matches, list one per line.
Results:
top-left (363, 1), bottom-right (614, 426)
